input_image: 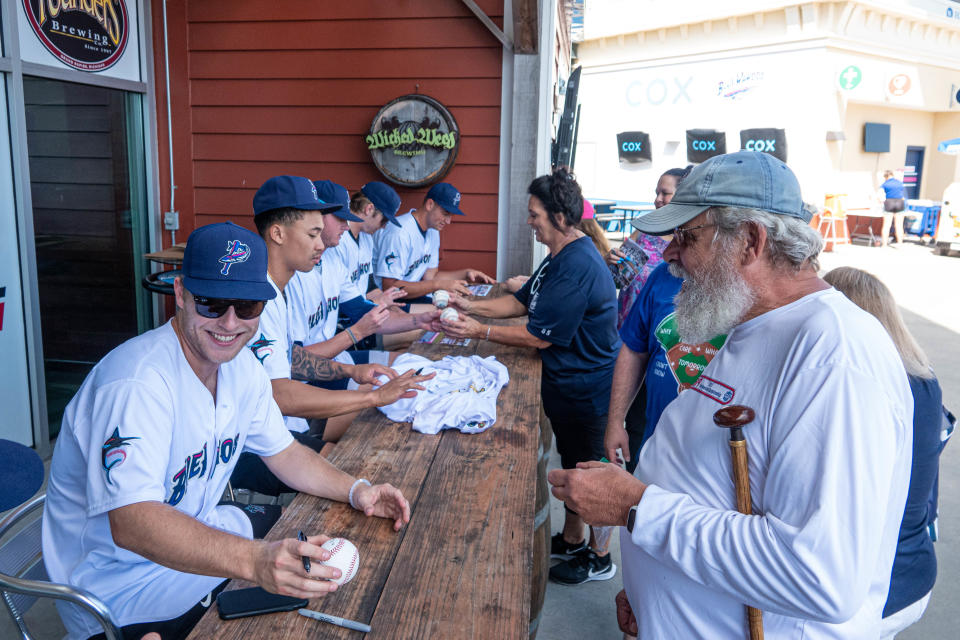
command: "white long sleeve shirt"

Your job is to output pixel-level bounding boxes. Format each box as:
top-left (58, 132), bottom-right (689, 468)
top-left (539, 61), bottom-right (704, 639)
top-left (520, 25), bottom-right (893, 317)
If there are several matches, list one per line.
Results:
top-left (622, 289), bottom-right (913, 639)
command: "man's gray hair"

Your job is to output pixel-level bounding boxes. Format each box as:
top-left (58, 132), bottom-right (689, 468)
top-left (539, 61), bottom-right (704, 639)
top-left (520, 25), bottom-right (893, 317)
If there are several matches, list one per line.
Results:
top-left (707, 206), bottom-right (823, 272)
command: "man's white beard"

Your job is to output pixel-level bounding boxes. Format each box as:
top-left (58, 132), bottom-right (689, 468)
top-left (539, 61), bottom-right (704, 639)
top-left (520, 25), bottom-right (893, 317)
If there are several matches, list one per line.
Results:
top-left (668, 251), bottom-right (755, 344)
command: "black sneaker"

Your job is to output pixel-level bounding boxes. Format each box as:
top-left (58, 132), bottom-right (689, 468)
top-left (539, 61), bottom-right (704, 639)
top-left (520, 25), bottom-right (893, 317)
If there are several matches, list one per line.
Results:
top-left (549, 550), bottom-right (617, 585)
top-left (550, 533), bottom-right (587, 560)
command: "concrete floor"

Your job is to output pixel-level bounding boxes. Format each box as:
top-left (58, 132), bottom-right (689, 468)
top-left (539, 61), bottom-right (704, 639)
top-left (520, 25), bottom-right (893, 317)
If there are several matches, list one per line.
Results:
top-left (4, 240), bottom-right (959, 639)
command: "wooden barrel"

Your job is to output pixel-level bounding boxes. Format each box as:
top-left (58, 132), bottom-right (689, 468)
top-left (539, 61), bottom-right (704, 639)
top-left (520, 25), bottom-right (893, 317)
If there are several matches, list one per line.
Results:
top-left (530, 409), bottom-right (552, 639)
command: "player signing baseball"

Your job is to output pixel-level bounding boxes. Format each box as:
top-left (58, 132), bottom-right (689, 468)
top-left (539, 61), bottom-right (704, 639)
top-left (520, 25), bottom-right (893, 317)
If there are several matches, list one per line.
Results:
top-left (372, 182), bottom-right (495, 300)
top-left (42, 222), bottom-right (411, 640)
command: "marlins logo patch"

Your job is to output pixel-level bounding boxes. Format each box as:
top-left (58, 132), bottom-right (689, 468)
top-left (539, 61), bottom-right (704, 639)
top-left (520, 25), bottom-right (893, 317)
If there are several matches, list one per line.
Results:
top-left (102, 427), bottom-right (139, 485)
top-left (384, 252), bottom-right (398, 267)
top-left (219, 240), bottom-right (250, 275)
top-left (249, 333), bottom-right (275, 363)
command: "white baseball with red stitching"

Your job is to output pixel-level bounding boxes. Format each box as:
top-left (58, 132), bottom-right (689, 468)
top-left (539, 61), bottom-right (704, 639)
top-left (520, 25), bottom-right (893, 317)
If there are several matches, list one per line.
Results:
top-left (320, 537), bottom-right (360, 586)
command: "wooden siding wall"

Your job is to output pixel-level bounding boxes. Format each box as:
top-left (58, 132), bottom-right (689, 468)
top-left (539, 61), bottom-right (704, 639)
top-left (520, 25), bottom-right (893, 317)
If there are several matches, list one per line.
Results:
top-left (152, 0), bottom-right (504, 274)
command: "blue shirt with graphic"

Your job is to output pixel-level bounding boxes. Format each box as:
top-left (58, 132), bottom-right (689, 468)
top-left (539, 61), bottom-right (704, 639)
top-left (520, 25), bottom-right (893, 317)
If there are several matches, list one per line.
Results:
top-left (514, 236), bottom-right (620, 418)
top-left (619, 262), bottom-right (727, 447)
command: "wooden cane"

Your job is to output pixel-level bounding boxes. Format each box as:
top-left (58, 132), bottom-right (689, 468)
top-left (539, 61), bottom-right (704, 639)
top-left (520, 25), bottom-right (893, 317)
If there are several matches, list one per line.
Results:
top-left (714, 405), bottom-right (764, 640)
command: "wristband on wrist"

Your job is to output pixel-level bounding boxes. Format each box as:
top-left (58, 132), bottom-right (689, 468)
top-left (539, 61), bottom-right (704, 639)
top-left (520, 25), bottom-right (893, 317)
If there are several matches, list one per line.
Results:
top-left (348, 478), bottom-right (371, 510)
top-left (346, 327), bottom-right (358, 347)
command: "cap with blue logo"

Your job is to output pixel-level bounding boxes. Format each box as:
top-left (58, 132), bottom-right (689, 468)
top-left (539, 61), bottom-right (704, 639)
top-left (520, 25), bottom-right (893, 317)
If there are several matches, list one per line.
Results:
top-left (361, 181), bottom-right (402, 227)
top-left (426, 182), bottom-right (465, 216)
top-left (313, 180), bottom-right (361, 222)
top-left (253, 175), bottom-right (342, 217)
top-left (630, 151), bottom-right (809, 235)
top-left (181, 222), bottom-right (276, 301)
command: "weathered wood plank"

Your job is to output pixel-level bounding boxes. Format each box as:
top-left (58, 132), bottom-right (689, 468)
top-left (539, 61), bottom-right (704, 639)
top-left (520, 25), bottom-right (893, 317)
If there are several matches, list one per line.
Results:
top-left (188, 287), bottom-right (542, 639)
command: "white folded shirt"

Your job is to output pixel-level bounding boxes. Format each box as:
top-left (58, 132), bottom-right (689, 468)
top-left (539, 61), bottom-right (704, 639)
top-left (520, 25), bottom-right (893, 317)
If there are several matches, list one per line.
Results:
top-left (378, 353), bottom-right (509, 434)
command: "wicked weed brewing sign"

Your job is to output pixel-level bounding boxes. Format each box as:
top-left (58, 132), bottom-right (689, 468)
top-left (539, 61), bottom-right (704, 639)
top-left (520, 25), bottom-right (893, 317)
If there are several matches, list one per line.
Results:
top-left (365, 95), bottom-right (460, 188)
top-left (22, 0), bottom-right (128, 72)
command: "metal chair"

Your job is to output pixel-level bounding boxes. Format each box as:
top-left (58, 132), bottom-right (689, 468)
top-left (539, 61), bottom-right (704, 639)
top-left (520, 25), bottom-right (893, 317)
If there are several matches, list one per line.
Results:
top-left (0, 495), bottom-right (121, 640)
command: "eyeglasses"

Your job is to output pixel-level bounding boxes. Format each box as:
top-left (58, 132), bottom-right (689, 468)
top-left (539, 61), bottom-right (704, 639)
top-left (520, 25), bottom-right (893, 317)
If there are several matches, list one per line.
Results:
top-left (192, 295), bottom-right (265, 320)
top-left (672, 222), bottom-right (717, 247)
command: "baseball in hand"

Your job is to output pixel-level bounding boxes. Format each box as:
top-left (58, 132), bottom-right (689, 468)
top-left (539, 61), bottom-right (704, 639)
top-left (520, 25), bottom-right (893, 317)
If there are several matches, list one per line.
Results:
top-left (433, 289), bottom-right (450, 309)
top-left (320, 538), bottom-right (359, 586)
top-left (440, 307), bottom-right (459, 323)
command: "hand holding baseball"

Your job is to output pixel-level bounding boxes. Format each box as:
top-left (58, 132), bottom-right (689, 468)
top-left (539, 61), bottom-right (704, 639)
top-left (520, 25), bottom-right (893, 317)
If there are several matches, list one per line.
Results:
top-left (253, 534), bottom-right (340, 599)
top-left (353, 481), bottom-right (411, 531)
top-left (446, 292), bottom-right (474, 313)
top-left (439, 308), bottom-right (483, 339)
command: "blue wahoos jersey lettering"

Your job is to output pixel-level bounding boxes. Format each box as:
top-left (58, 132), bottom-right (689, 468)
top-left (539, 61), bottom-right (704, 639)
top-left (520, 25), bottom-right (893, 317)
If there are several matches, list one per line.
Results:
top-left (373, 211), bottom-right (440, 286)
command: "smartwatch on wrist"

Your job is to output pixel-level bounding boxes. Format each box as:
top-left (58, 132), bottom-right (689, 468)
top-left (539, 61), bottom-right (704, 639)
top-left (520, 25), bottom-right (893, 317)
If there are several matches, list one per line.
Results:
top-left (626, 506), bottom-right (638, 533)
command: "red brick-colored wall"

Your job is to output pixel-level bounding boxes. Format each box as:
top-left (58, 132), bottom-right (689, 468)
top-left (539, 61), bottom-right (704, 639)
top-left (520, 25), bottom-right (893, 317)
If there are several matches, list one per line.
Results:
top-left (151, 0), bottom-right (503, 274)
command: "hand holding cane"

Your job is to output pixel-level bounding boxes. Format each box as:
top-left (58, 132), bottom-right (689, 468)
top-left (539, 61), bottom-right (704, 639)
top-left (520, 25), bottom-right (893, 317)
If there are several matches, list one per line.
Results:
top-left (714, 405), bottom-right (764, 640)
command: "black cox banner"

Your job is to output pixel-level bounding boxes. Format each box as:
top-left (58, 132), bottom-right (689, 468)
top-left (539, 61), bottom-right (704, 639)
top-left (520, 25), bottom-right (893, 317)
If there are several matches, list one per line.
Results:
top-left (739, 128), bottom-right (787, 162)
top-left (686, 129), bottom-right (726, 163)
top-left (617, 131), bottom-right (652, 164)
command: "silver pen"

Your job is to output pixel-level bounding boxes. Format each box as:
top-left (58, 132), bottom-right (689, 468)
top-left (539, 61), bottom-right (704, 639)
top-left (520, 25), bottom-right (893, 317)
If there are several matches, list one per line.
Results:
top-left (298, 608), bottom-right (371, 633)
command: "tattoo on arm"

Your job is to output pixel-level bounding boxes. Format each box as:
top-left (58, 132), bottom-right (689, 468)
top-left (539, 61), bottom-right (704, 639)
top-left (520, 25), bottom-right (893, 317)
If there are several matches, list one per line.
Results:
top-left (290, 344), bottom-right (350, 382)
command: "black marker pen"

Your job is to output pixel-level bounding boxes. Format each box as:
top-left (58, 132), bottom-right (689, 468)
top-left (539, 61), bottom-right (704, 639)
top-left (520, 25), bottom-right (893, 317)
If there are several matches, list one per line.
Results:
top-left (298, 530), bottom-right (311, 573)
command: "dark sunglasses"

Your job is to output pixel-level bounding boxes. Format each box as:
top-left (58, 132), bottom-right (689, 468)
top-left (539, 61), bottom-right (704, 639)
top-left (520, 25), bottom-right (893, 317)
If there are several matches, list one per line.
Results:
top-left (672, 222), bottom-right (717, 247)
top-left (192, 295), bottom-right (265, 320)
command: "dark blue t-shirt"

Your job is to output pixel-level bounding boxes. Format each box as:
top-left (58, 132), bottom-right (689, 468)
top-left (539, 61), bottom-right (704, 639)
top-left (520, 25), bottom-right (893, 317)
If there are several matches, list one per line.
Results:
top-left (514, 236), bottom-right (620, 418)
top-left (884, 374), bottom-right (943, 617)
top-left (882, 178), bottom-right (905, 200)
top-left (619, 262), bottom-right (727, 447)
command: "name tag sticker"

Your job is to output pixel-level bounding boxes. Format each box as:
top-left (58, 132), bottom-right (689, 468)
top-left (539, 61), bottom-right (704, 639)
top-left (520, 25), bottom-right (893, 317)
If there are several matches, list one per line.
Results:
top-left (692, 375), bottom-right (735, 404)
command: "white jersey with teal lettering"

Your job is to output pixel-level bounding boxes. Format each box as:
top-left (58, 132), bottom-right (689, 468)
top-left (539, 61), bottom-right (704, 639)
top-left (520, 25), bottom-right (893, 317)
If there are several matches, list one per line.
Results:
top-left (372, 210), bottom-right (439, 287)
top-left (286, 260), bottom-right (353, 366)
top-left (42, 322), bottom-right (292, 639)
top-left (329, 229), bottom-right (374, 301)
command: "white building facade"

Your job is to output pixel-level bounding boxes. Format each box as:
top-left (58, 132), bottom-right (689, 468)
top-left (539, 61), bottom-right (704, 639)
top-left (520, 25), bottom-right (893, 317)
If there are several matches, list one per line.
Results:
top-left (574, 0), bottom-right (960, 208)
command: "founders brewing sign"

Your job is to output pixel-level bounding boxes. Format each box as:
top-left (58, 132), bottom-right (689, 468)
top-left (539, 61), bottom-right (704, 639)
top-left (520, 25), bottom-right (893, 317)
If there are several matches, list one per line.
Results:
top-left (366, 95), bottom-right (460, 188)
top-left (22, 0), bottom-right (129, 72)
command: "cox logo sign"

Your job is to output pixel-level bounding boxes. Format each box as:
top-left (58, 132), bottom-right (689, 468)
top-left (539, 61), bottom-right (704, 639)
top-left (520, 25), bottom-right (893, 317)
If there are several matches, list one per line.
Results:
top-left (622, 141), bottom-right (644, 152)
top-left (744, 139), bottom-right (776, 152)
top-left (691, 139), bottom-right (717, 151)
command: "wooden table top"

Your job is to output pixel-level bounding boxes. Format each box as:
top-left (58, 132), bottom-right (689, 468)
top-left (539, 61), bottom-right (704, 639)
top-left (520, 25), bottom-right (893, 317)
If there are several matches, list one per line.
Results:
top-left (189, 290), bottom-right (542, 639)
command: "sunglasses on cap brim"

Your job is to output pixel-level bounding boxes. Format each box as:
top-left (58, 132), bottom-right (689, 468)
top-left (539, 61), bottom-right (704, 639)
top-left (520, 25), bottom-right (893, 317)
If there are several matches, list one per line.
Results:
top-left (192, 295), bottom-right (266, 320)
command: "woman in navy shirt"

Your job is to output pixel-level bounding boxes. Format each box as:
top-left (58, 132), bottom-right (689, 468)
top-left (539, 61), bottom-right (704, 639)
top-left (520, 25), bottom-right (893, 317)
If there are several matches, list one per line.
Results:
top-left (441, 168), bottom-right (621, 586)
top-left (825, 267), bottom-right (946, 639)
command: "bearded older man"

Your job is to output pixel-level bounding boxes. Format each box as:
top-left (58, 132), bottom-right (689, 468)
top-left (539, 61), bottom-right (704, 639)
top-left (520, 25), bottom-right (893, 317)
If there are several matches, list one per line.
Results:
top-left (548, 151), bottom-right (914, 639)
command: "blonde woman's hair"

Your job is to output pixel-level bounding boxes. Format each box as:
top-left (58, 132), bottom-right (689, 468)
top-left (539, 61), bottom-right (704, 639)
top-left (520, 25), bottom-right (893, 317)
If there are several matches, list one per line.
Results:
top-left (823, 267), bottom-right (933, 378)
top-left (578, 218), bottom-right (611, 256)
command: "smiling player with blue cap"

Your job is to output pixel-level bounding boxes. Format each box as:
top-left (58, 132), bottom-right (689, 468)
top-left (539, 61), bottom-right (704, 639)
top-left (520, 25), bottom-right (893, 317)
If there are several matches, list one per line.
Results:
top-left (42, 219), bottom-right (412, 640)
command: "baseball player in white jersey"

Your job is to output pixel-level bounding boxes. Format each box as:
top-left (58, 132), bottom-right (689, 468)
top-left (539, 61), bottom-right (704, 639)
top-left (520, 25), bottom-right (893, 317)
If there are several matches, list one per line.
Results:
top-left (42, 222), bottom-right (411, 640)
top-left (244, 176), bottom-right (434, 447)
top-left (372, 182), bottom-right (496, 301)
top-left (287, 180), bottom-right (441, 377)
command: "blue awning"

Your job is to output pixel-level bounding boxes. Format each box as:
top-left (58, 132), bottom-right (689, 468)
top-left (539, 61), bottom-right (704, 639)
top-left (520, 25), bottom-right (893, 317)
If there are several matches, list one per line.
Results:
top-left (938, 138), bottom-right (960, 154)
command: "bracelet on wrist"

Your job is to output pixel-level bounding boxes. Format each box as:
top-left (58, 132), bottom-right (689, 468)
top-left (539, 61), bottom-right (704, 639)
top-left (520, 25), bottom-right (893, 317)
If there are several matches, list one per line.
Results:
top-left (348, 478), bottom-right (371, 510)
top-left (346, 327), bottom-right (358, 347)
top-left (485, 325), bottom-right (492, 341)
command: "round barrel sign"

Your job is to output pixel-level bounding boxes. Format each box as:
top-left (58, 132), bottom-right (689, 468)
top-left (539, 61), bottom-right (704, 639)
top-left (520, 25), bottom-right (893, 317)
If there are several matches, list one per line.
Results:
top-left (365, 95), bottom-right (460, 189)
top-left (22, 0), bottom-right (129, 72)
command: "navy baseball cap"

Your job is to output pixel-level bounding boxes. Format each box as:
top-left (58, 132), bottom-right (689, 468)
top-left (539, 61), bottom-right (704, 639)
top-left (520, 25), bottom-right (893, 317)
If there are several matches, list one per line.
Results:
top-left (313, 180), bottom-right (361, 222)
top-left (253, 175), bottom-right (342, 216)
top-left (426, 182), bottom-right (465, 216)
top-left (631, 151), bottom-right (809, 235)
top-left (181, 222), bottom-right (276, 301)
top-left (361, 181), bottom-right (402, 227)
